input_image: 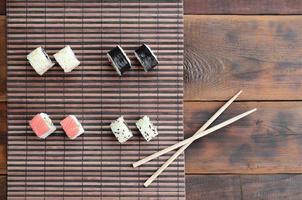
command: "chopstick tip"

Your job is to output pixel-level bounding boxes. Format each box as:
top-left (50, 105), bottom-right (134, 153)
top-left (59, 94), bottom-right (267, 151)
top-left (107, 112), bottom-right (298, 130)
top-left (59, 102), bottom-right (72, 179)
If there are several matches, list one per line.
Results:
top-left (250, 108), bottom-right (257, 113)
top-left (144, 180), bottom-right (151, 187)
top-left (234, 90), bottom-right (243, 99)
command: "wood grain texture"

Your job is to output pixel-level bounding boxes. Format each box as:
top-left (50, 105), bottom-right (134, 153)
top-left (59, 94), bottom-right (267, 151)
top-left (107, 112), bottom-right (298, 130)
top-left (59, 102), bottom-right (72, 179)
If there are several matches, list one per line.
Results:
top-left (0, 102), bottom-right (6, 175)
top-left (186, 174), bottom-right (302, 200)
top-left (7, 0), bottom-right (184, 199)
top-left (0, 0), bottom-right (5, 15)
top-left (184, 15), bottom-right (302, 101)
top-left (0, 16), bottom-right (5, 101)
top-left (241, 174), bottom-right (302, 200)
top-left (186, 175), bottom-right (241, 200)
top-left (0, 176), bottom-right (6, 200)
top-left (184, 0), bottom-right (302, 15)
top-left (185, 101), bottom-right (302, 173)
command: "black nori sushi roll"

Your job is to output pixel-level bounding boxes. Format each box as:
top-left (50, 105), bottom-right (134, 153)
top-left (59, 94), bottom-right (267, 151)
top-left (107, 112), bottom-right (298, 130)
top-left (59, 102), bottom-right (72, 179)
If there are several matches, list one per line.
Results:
top-left (134, 44), bottom-right (159, 72)
top-left (107, 45), bottom-right (131, 76)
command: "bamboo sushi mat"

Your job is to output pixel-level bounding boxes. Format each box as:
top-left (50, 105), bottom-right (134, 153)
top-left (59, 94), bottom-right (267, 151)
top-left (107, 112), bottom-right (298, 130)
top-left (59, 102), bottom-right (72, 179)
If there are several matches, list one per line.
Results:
top-left (6, 0), bottom-right (184, 199)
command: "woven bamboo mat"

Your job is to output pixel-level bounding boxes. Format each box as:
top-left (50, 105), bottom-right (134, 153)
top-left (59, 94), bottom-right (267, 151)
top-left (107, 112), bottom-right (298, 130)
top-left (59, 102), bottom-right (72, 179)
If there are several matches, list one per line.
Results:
top-left (6, 0), bottom-right (184, 199)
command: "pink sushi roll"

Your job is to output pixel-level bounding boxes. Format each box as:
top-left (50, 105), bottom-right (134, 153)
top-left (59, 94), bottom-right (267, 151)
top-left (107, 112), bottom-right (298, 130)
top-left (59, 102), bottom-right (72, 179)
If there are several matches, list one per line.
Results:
top-left (60, 115), bottom-right (84, 140)
top-left (29, 113), bottom-right (56, 139)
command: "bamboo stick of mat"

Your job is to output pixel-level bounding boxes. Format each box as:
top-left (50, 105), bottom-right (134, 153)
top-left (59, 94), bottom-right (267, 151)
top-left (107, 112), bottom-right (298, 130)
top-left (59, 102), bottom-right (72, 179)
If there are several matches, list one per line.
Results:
top-left (138, 108), bottom-right (257, 187)
top-left (137, 90), bottom-right (242, 187)
top-left (133, 90), bottom-right (242, 168)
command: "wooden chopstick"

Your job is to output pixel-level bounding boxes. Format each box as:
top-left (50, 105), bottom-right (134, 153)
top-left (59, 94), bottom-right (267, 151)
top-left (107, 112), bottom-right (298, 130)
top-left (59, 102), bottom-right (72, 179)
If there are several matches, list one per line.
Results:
top-left (136, 108), bottom-right (257, 170)
top-left (136, 90), bottom-right (241, 186)
top-left (143, 108), bottom-right (257, 187)
top-left (133, 90), bottom-right (242, 168)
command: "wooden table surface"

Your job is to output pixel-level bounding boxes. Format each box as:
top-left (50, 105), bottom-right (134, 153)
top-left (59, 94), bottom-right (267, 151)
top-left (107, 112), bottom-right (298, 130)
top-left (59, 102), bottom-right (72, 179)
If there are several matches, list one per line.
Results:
top-left (2, 1), bottom-right (302, 199)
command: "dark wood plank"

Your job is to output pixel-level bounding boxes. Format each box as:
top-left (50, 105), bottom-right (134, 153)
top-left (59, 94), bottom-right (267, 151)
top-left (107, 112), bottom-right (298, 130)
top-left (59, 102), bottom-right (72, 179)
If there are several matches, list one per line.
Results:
top-left (241, 174), bottom-right (302, 200)
top-left (4, 0), bottom-right (302, 15)
top-left (185, 101), bottom-right (302, 173)
top-left (184, 0), bottom-right (302, 15)
top-left (186, 175), bottom-right (241, 200)
top-left (0, 16), bottom-right (5, 102)
top-left (184, 15), bottom-right (302, 101)
top-left (0, 0), bottom-right (5, 15)
top-left (186, 174), bottom-right (302, 200)
top-left (0, 176), bottom-right (6, 200)
top-left (1, 174), bottom-right (302, 200)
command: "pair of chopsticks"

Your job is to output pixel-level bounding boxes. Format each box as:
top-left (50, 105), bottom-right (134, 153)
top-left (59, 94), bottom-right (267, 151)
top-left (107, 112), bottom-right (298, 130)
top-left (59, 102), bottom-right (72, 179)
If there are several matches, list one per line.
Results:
top-left (132, 90), bottom-right (257, 187)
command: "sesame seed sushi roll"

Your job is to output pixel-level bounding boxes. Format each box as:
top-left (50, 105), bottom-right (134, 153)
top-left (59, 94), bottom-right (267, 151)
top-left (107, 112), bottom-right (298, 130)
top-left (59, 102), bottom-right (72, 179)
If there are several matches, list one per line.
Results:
top-left (110, 116), bottom-right (133, 144)
top-left (54, 46), bottom-right (80, 73)
top-left (27, 47), bottom-right (55, 75)
top-left (60, 115), bottom-right (84, 140)
top-left (136, 116), bottom-right (159, 142)
top-left (107, 45), bottom-right (131, 76)
top-left (134, 44), bottom-right (158, 72)
top-left (29, 113), bottom-right (56, 139)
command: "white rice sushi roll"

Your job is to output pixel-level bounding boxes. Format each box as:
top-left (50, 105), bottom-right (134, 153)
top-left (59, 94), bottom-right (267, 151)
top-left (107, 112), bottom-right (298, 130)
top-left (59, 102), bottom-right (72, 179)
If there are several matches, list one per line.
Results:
top-left (54, 45), bottom-right (80, 73)
top-left (29, 113), bottom-right (56, 139)
top-left (136, 116), bottom-right (159, 142)
top-left (27, 47), bottom-right (55, 75)
top-left (134, 44), bottom-right (159, 72)
top-left (60, 115), bottom-right (85, 140)
top-left (107, 45), bottom-right (132, 76)
top-left (110, 116), bottom-right (133, 144)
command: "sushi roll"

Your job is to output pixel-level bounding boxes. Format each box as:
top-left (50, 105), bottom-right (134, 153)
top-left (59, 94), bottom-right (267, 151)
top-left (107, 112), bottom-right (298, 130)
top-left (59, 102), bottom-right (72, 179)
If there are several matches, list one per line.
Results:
top-left (60, 115), bottom-right (85, 140)
top-left (29, 113), bottom-right (56, 139)
top-left (134, 44), bottom-right (158, 72)
top-left (110, 116), bottom-right (133, 144)
top-left (27, 47), bottom-right (55, 75)
top-left (107, 45), bottom-right (131, 76)
top-left (54, 45), bottom-right (80, 73)
top-left (136, 116), bottom-right (158, 142)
